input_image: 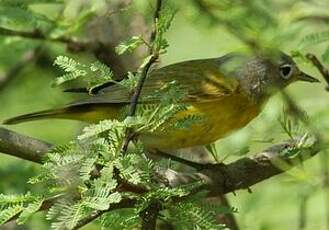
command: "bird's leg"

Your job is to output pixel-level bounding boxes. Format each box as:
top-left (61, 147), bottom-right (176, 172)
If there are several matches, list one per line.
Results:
top-left (153, 150), bottom-right (208, 170)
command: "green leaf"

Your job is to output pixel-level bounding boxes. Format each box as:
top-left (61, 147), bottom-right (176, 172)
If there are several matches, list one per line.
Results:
top-left (100, 209), bottom-right (140, 230)
top-left (115, 36), bottom-right (144, 55)
top-left (168, 202), bottom-right (225, 230)
top-left (154, 7), bottom-right (176, 51)
top-left (0, 205), bottom-right (23, 225)
top-left (17, 198), bottom-right (44, 225)
top-left (299, 30), bottom-right (329, 48)
top-left (84, 192), bottom-right (122, 211)
top-left (79, 157), bottom-right (97, 182)
top-left (0, 5), bottom-right (53, 31)
top-left (78, 120), bottom-right (125, 140)
top-left (47, 200), bottom-right (85, 230)
top-left (54, 56), bottom-right (81, 73)
top-left (322, 46), bottom-right (329, 63)
top-left (0, 193), bottom-right (33, 207)
top-left (114, 155), bottom-right (146, 185)
top-left (88, 61), bottom-right (114, 91)
top-left (52, 56), bottom-right (88, 86)
top-left (51, 72), bottom-right (84, 87)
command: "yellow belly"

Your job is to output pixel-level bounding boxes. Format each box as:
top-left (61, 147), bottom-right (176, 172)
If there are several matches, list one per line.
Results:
top-left (140, 94), bottom-right (265, 150)
top-left (59, 94), bottom-right (265, 150)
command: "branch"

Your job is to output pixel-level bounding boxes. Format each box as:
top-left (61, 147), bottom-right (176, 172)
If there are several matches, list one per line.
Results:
top-left (149, 0), bottom-right (163, 49)
top-left (209, 195), bottom-right (239, 230)
top-left (140, 201), bottom-right (162, 230)
top-left (306, 53), bottom-right (329, 91)
top-left (0, 128), bottom-right (322, 195)
top-left (162, 139), bottom-right (322, 194)
top-left (5, 196), bottom-right (57, 224)
top-left (0, 127), bottom-right (51, 163)
top-left (192, 0), bottom-right (260, 50)
top-left (294, 15), bottom-right (329, 23)
top-left (0, 128), bottom-right (323, 227)
top-left (69, 1), bottom-right (163, 227)
top-left (0, 27), bottom-right (79, 45)
top-left (0, 27), bottom-right (128, 78)
top-left (120, 0), bottom-right (162, 153)
top-left (72, 198), bottom-right (137, 230)
top-left (0, 48), bottom-right (43, 91)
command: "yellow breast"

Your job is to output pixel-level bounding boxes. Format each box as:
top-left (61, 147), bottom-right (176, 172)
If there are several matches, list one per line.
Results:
top-left (140, 93), bottom-right (265, 150)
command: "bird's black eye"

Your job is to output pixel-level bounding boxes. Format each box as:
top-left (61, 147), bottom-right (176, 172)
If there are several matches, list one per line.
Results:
top-left (279, 64), bottom-right (293, 80)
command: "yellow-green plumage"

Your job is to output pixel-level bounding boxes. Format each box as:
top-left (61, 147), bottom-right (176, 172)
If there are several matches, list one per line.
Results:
top-left (4, 53), bottom-right (318, 150)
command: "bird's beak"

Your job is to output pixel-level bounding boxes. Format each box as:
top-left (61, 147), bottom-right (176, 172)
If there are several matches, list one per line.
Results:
top-left (298, 72), bottom-right (320, 83)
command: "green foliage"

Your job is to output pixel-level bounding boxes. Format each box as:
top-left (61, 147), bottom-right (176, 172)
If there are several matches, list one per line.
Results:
top-left (0, 205), bottom-right (23, 225)
top-left (295, 29), bottom-right (329, 64)
top-left (100, 209), bottom-right (140, 230)
top-left (53, 56), bottom-right (115, 93)
top-left (115, 36), bottom-right (145, 55)
top-left (46, 200), bottom-right (85, 230)
top-left (17, 198), bottom-right (44, 225)
top-left (0, 193), bottom-right (43, 225)
top-left (0, 3), bottom-right (53, 31)
top-left (168, 202), bottom-right (227, 230)
top-left (322, 46), bottom-right (329, 63)
top-left (299, 31), bottom-right (329, 48)
top-left (53, 56), bottom-right (88, 86)
top-left (154, 7), bottom-right (176, 53)
top-left (278, 109), bottom-right (304, 140)
top-left (276, 108), bottom-right (319, 158)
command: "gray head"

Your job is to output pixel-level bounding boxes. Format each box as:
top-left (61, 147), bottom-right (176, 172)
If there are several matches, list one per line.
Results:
top-left (237, 52), bottom-right (319, 101)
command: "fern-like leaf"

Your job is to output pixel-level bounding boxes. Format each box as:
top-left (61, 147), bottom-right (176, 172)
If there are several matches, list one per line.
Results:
top-left (0, 205), bottom-right (23, 225)
top-left (17, 198), bottom-right (44, 225)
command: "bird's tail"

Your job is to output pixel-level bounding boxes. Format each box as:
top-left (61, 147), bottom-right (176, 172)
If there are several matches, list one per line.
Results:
top-left (3, 108), bottom-right (70, 125)
top-left (3, 103), bottom-right (122, 125)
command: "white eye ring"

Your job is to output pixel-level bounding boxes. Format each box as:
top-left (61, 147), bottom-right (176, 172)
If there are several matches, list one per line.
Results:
top-left (279, 64), bottom-right (293, 80)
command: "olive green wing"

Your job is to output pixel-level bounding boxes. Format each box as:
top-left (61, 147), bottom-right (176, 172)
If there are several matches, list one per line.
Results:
top-left (2, 55), bottom-right (242, 125)
top-left (71, 55), bottom-right (241, 106)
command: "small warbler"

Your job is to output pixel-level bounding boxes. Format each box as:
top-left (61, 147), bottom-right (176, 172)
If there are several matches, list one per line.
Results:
top-left (4, 52), bottom-right (319, 150)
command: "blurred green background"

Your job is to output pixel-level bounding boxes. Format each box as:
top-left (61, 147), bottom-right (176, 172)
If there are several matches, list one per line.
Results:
top-left (0, 0), bottom-right (328, 229)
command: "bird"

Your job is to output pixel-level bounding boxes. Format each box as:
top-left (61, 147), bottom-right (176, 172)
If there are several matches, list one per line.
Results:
top-left (3, 52), bottom-right (319, 151)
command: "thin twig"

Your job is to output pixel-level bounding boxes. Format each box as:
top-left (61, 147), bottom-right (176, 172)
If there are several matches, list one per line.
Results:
top-left (217, 195), bottom-right (239, 230)
top-left (72, 199), bottom-right (137, 230)
top-left (192, 0), bottom-right (260, 50)
top-left (298, 193), bottom-right (309, 230)
top-left (121, 1), bottom-right (163, 229)
top-left (154, 150), bottom-right (207, 170)
top-left (295, 15), bottom-right (329, 23)
top-left (280, 54), bottom-right (327, 145)
top-left (320, 151), bottom-right (329, 230)
top-left (0, 27), bottom-right (78, 45)
top-left (5, 195), bottom-right (60, 224)
top-left (0, 48), bottom-right (42, 91)
top-left (120, 54), bottom-right (158, 153)
top-left (0, 27), bottom-right (128, 78)
top-left (74, 1), bottom-right (163, 228)
top-left (149, 0), bottom-right (163, 51)
top-left (140, 201), bottom-right (162, 230)
top-left (205, 195), bottom-right (239, 230)
top-left (120, 0), bottom-right (162, 153)
top-left (306, 53), bottom-right (329, 91)
top-left (305, 56), bottom-right (329, 228)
